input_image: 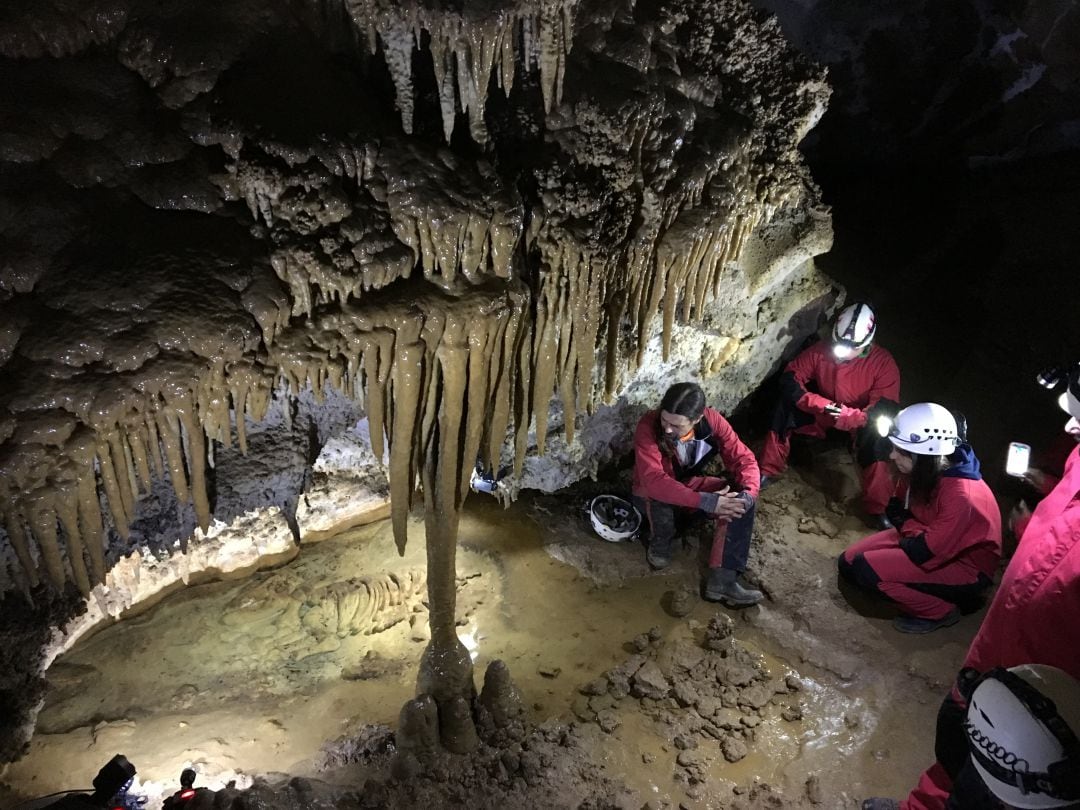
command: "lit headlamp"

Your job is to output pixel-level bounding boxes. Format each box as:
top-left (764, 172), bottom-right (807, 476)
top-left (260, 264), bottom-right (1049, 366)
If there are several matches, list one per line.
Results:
top-left (832, 342), bottom-right (855, 360)
top-left (1037, 366), bottom-right (1066, 390)
top-left (876, 414), bottom-right (894, 438)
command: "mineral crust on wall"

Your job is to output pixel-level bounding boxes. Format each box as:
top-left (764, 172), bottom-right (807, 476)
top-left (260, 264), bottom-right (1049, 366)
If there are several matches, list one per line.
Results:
top-left (0, 0), bottom-right (831, 760)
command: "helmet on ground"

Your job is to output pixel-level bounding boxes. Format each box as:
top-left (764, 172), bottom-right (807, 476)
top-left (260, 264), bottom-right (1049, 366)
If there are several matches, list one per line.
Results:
top-left (832, 302), bottom-right (876, 359)
top-left (964, 664), bottom-right (1080, 809)
top-left (887, 402), bottom-right (959, 456)
top-left (589, 495), bottom-right (642, 542)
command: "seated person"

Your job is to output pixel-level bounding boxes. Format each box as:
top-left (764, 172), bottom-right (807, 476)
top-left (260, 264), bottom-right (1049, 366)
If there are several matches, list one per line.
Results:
top-left (838, 402), bottom-right (1002, 633)
top-left (758, 302), bottom-right (900, 529)
top-left (632, 381), bottom-right (763, 606)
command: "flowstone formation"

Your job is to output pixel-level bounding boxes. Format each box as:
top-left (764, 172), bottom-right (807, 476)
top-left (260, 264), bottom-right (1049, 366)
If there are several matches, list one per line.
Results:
top-left (0, 0), bottom-right (830, 758)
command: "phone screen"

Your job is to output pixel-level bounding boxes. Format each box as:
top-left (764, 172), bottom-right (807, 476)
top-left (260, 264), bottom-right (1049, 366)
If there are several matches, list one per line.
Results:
top-left (1006, 442), bottom-right (1031, 478)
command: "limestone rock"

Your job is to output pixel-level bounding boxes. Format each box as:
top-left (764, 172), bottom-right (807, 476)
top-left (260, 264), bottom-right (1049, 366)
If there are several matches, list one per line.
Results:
top-left (632, 660), bottom-right (671, 700)
top-left (721, 736), bottom-right (748, 763)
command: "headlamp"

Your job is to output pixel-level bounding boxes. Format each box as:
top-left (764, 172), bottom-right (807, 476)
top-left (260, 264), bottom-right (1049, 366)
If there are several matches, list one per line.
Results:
top-left (832, 343), bottom-right (854, 360)
top-left (1038, 366), bottom-right (1066, 390)
top-left (876, 415), bottom-right (894, 438)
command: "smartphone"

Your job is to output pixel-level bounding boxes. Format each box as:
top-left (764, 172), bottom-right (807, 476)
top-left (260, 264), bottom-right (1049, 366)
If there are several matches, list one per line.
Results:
top-left (1005, 442), bottom-right (1031, 478)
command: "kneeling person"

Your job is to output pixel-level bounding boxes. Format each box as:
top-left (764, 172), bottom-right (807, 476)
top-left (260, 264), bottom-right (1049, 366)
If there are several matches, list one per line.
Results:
top-left (838, 402), bottom-right (1002, 633)
top-left (632, 382), bottom-right (763, 606)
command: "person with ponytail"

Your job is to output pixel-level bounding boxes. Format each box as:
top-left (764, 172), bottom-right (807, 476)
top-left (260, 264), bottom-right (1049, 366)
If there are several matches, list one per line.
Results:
top-left (838, 402), bottom-right (1002, 634)
top-left (632, 381), bottom-right (764, 606)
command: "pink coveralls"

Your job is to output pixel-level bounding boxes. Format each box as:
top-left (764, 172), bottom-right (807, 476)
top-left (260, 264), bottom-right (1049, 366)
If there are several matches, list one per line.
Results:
top-left (759, 342), bottom-right (900, 514)
top-left (901, 444), bottom-right (1080, 810)
top-left (840, 447), bottom-right (1001, 621)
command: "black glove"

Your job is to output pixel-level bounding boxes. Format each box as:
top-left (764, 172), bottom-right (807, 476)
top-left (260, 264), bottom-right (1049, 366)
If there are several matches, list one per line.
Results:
top-left (885, 497), bottom-right (912, 529)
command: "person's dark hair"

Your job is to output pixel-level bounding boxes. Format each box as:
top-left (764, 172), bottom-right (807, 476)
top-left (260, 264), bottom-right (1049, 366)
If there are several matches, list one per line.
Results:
top-left (659, 382), bottom-right (706, 420)
top-left (908, 452), bottom-right (948, 503)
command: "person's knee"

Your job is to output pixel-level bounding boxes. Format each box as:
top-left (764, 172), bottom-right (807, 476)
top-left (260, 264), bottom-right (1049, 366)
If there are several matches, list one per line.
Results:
top-left (849, 553), bottom-right (882, 590)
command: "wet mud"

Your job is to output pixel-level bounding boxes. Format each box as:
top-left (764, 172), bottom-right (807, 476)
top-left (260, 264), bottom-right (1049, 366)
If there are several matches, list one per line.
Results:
top-left (0, 447), bottom-right (986, 808)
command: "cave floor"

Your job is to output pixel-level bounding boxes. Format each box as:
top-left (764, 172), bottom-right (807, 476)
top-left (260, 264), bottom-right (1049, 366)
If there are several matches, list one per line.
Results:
top-left (0, 446), bottom-right (988, 808)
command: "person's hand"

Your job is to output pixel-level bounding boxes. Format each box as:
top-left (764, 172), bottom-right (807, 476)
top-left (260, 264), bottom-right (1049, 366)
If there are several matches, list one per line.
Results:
top-left (1008, 500), bottom-right (1031, 532)
top-left (833, 405), bottom-right (867, 432)
top-left (885, 497), bottom-right (912, 529)
top-left (700, 486), bottom-right (748, 520)
top-left (1022, 469), bottom-right (1048, 492)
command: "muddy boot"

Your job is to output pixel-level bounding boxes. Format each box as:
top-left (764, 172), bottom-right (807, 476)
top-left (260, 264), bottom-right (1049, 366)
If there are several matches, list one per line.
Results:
top-left (861, 800), bottom-right (900, 810)
top-left (646, 538), bottom-right (674, 570)
top-left (893, 607), bottom-right (961, 634)
top-left (704, 568), bottom-right (763, 607)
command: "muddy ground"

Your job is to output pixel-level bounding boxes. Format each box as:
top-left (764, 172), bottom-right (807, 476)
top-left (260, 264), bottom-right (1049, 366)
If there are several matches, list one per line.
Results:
top-left (0, 442), bottom-right (989, 809)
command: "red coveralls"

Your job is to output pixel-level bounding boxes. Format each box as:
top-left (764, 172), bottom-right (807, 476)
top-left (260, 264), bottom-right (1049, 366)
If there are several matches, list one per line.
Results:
top-left (632, 408), bottom-right (760, 568)
top-left (901, 444), bottom-right (1080, 810)
top-left (839, 454), bottom-right (1001, 621)
top-left (759, 342), bottom-right (900, 514)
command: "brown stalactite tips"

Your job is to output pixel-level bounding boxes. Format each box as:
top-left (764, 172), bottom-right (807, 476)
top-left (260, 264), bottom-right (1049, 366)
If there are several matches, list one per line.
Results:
top-left (0, 0), bottom-right (829, 618)
top-left (344, 0), bottom-right (580, 143)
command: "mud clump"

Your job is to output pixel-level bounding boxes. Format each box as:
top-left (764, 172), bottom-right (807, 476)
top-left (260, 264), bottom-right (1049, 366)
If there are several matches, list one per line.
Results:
top-left (573, 622), bottom-right (803, 793)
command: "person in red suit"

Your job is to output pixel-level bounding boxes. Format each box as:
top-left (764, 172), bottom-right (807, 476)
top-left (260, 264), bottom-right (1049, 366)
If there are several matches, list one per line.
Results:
top-left (864, 362), bottom-right (1080, 810)
top-left (632, 381), bottom-right (763, 606)
top-left (838, 402), bottom-right (1002, 634)
top-left (759, 302), bottom-right (901, 528)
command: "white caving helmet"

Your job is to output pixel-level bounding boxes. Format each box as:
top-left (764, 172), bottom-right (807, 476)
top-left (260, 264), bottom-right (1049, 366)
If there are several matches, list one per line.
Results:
top-left (887, 402), bottom-right (960, 456)
top-left (832, 302), bottom-right (877, 360)
top-left (965, 664), bottom-right (1080, 809)
top-left (589, 495), bottom-right (642, 543)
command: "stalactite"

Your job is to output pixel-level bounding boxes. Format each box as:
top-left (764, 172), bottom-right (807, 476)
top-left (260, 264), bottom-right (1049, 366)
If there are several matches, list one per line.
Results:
top-left (530, 273), bottom-right (559, 455)
top-left (127, 424), bottom-right (153, 495)
top-left (3, 514), bottom-right (39, 590)
top-left (95, 437), bottom-right (130, 540)
top-left (75, 456), bottom-right (106, 585)
top-left (513, 318), bottom-right (534, 475)
top-left (389, 336), bottom-right (423, 555)
top-left (55, 485), bottom-right (90, 597)
top-left (157, 408), bottom-right (191, 509)
top-left (27, 499), bottom-right (66, 591)
top-left (106, 433), bottom-right (136, 524)
top-left (174, 391), bottom-right (212, 533)
top-left (344, 0), bottom-right (580, 143)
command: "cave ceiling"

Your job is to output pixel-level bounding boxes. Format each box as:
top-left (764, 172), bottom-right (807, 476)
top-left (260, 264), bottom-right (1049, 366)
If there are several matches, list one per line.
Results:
top-left (0, 0), bottom-right (827, 596)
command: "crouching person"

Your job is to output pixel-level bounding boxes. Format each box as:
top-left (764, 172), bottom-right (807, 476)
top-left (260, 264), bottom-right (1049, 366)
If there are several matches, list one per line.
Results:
top-left (838, 402), bottom-right (1002, 633)
top-left (632, 382), bottom-right (763, 606)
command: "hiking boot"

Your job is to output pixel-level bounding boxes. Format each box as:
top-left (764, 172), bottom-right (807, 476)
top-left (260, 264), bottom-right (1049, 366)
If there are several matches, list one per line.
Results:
top-left (759, 474), bottom-right (775, 490)
top-left (704, 568), bottom-right (764, 607)
top-left (893, 608), bottom-right (961, 634)
top-left (861, 800), bottom-right (900, 810)
top-left (646, 546), bottom-right (673, 570)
